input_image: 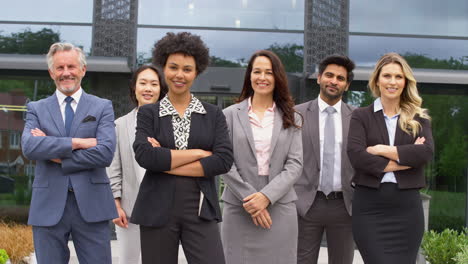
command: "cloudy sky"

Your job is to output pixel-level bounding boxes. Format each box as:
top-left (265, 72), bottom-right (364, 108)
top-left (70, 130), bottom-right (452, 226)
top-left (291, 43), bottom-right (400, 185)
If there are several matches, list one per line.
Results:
top-left (1, 0), bottom-right (467, 66)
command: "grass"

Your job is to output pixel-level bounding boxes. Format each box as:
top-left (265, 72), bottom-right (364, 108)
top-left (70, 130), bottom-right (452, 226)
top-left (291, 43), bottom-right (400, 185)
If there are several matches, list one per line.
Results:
top-left (0, 222), bottom-right (34, 264)
top-left (422, 190), bottom-right (466, 232)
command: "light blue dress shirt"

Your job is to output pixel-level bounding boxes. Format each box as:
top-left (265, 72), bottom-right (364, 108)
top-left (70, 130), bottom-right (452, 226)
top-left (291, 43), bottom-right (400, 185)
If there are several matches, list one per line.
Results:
top-left (374, 98), bottom-right (399, 183)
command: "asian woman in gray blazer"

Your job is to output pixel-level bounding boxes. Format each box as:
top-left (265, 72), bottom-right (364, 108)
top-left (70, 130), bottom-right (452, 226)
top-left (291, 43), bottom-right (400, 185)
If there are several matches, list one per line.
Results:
top-left (221, 50), bottom-right (303, 264)
top-left (107, 65), bottom-right (167, 264)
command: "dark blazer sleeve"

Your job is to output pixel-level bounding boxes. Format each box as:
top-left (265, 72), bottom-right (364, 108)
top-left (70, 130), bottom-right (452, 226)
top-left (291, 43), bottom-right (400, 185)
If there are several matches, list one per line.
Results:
top-left (133, 104), bottom-right (172, 172)
top-left (396, 117), bottom-right (434, 167)
top-left (199, 106), bottom-right (233, 178)
top-left (347, 107), bottom-right (389, 177)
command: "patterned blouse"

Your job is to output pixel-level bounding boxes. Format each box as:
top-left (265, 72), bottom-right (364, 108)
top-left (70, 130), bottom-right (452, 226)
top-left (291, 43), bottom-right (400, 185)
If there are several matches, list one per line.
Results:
top-left (159, 94), bottom-right (207, 150)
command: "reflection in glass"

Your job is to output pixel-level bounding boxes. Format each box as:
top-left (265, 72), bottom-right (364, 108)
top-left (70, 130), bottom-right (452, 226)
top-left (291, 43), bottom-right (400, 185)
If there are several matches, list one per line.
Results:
top-left (137, 28), bottom-right (303, 64)
top-left (138, 0), bottom-right (305, 30)
top-left (349, 35), bottom-right (468, 68)
top-left (0, 0), bottom-right (93, 23)
top-left (350, 0), bottom-right (468, 37)
top-left (0, 24), bottom-right (92, 54)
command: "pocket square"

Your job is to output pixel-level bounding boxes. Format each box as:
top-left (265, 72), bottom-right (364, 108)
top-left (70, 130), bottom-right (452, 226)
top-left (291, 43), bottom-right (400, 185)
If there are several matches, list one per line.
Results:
top-left (82, 115), bottom-right (96, 123)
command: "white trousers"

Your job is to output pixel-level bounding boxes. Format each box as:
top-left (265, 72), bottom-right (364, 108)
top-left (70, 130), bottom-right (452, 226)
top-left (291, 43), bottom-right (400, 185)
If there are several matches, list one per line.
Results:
top-left (116, 221), bottom-right (141, 264)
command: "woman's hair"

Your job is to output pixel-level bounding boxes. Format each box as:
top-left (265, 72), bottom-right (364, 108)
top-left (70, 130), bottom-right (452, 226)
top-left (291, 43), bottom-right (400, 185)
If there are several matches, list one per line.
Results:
top-left (152, 32), bottom-right (210, 75)
top-left (368, 52), bottom-right (430, 136)
top-left (129, 65), bottom-right (168, 106)
top-left (238, 50), bottom-right (301, 129)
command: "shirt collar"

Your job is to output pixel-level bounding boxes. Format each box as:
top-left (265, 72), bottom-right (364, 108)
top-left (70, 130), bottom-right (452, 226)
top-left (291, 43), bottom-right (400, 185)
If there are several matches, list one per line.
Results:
top-left (159, 94), bottom-right (206, 117)
top-left (374, 98), bottom-right (400, 118)
top-left (247, 97), bottom-right (276, 112)
top-left (373, 97), bottom-right (383, 112)
top-left (56, 88), bottom-right (83, 105)
top-left (318, 95), bottom-right (341, 114)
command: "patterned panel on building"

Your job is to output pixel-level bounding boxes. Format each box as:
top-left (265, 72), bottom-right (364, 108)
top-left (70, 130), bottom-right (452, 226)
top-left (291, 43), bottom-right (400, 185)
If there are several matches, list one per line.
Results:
top-left (304, 0), bottom-right (349, 74)
top-left (92, 0), bottom-right (138, 64)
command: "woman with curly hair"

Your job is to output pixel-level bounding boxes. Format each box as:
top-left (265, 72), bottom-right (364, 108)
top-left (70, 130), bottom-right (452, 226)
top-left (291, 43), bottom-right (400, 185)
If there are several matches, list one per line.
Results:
top-left (130, 32), bottom-right (233, 264)
top-left (221, 50), bottom-right (303, 263)
top-left (347, 52), bottom-right (434, 263)
top-left (107, 65), bottom-right (167, 264)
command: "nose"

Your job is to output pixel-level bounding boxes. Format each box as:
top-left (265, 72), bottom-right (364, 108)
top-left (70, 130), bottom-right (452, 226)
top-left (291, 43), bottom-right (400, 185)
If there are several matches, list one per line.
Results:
top-left (330, 77), bottom-right (338, 85)
top-left (63, 66), bottom-right (71, 75)
top-left (389, 77), bottom-right (396, 84)
top-left (175, 69), bottom-right (183, 78)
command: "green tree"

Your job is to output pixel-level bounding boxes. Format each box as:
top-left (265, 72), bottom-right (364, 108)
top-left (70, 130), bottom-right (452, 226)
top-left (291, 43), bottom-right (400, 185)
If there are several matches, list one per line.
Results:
top-left (0, 28), bottom-right (60, 54)
top-left (267, 43), bottom-right (304, 73)
top-left (403, 53), bottom-right (468, 70)
top-left (210, 56), bottom-right (242, 67)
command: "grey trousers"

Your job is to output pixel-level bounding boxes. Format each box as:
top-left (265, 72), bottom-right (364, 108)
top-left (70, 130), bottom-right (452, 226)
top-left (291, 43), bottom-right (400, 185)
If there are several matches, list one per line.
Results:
top-left (297, 194), bottom-right (354, 264)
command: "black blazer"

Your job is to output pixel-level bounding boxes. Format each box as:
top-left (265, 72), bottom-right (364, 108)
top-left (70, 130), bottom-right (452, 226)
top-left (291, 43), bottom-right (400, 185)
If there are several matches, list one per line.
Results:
top-left (347, 103), bottom-right (434, 189)
top-left (130, 101), bottom-right (233, 227)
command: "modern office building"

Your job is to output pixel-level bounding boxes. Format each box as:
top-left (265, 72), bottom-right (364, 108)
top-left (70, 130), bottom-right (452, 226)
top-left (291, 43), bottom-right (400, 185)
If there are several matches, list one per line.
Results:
top-left (0, 0), bottom-right (467, 230)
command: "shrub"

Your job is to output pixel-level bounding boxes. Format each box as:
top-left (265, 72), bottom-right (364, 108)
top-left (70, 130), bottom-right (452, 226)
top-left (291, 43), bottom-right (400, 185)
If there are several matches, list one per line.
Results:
top-left (0, 222), bottom-right (34, 264)
top-left (454, 244), bottom-right (468, 264)
top-left (421, 228), bottom-right (468, 264)
top-left (0, 249), bottom-right (9, 264)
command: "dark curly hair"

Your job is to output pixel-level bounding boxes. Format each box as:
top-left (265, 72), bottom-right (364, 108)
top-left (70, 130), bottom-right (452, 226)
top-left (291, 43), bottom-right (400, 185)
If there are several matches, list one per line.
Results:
top-left (129, 65), bottom-right (168, 106)
top-left (238, 50), bottom-right (301, 129)
top-left (152, 32), bottom-right (210, 75)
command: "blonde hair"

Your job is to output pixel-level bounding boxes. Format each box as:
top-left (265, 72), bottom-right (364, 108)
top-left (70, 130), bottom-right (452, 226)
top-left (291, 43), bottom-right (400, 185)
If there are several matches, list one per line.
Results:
top-left (368, 53), bottom-right (430, 137)
top-left (46, 42), bottom-right (87, 69)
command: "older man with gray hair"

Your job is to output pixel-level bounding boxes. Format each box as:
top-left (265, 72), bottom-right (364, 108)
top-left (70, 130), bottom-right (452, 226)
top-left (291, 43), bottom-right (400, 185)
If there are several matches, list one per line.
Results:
top-left (22, 42), bottom-right (117, 263)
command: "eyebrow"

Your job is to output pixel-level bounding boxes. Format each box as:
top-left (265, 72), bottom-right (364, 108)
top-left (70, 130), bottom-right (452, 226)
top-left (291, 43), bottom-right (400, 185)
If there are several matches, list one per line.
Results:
top-left (168, 62), bottom-right (194, 68)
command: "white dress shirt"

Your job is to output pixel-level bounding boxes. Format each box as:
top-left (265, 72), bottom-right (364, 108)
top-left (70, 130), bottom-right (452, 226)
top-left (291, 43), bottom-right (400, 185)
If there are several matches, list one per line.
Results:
top-left (318, 96), bottom-right (343, 192)
top-left (55, 88), bottom-right (82, 123)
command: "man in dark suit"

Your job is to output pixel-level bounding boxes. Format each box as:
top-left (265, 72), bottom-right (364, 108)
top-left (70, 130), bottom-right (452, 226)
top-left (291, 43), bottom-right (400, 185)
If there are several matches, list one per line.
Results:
top-left (21, 42), bottom-right (117, 263)
top-left (294, 55), bottom-right (356, 264)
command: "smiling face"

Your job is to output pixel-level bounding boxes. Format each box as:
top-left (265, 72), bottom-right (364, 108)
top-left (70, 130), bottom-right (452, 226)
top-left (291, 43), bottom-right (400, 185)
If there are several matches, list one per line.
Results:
top-left (135, 69), bottom-right (161, 107)
top-left (317, 64), bottom-right (349, 105)
top-left (48, 50), bottom-right (86, 96)
top-left (163, 53), bottom-right (197, 97)
top-left (250, 56), bottom-right (275, 98)
top-left (377, 63), bottom-right (406, 103)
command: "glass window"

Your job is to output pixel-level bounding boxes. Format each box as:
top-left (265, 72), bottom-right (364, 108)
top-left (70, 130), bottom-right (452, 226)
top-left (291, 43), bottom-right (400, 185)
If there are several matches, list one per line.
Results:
top-left (137, 28), bottom-right (303, 64)
top-left (138, 0), bottom-right (305, 30)
top-left (0, 24), bottom-right (93, 54)
top-left (349, 35), bottom-right (468, 69)
top-left (0, 0), bottom-right (93, 23)
top-left (9, 132), bottom-right (21, 150)
top-left (350, 0), bottom-right (468, 37)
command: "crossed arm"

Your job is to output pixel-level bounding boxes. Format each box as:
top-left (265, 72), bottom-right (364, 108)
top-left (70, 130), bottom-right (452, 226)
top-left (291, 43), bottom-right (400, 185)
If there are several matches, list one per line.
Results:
top-left (367, 137), bottom-right (426, 172)
top-left (30, 128), bottom-right (97, 163)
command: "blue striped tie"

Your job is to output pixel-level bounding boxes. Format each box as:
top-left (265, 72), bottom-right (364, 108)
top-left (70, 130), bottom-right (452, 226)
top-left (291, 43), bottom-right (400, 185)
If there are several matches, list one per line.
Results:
top-left (64, 96), bottom-right (74, 136)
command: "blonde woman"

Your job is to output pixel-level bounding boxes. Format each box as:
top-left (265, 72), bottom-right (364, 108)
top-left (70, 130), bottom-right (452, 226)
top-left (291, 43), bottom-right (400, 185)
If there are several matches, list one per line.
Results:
top-left (347, 52), bottom-right (434, 263)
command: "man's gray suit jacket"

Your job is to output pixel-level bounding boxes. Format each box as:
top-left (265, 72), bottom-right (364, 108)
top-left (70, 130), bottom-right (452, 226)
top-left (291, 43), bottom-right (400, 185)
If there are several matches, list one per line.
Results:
top-left (294, 98), bottom-right (355, 217)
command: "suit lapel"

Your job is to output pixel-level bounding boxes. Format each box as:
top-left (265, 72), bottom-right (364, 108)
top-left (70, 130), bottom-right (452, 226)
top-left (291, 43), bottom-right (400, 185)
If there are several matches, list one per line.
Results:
top-left (269, 108), bottom-right (282, 155)
top-left (341, 103), bottom-right (353, 182)
top-left (126, 108), bottom-right (140, 182)
top-left (237, 101), bottom-right (257, 159)
top-left (308, 100), bottom-right (321, 167)
top-left (394, 117), bottom-right (405, 146)
top-left (46, 94), bottom-right (66, 136)
top-left (70, 91), bottom-right (90, 137)
top-left (188, 113), bottom-right (202, 149)
top-left (372, 105), bottom-right (390, 145)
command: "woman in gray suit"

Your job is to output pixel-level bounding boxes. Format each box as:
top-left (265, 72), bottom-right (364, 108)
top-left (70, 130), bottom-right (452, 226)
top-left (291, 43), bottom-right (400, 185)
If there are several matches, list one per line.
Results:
top-left (107, 65), bottom-right (167, 264)
top-left (221, 50), bottom-right (303, 264)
